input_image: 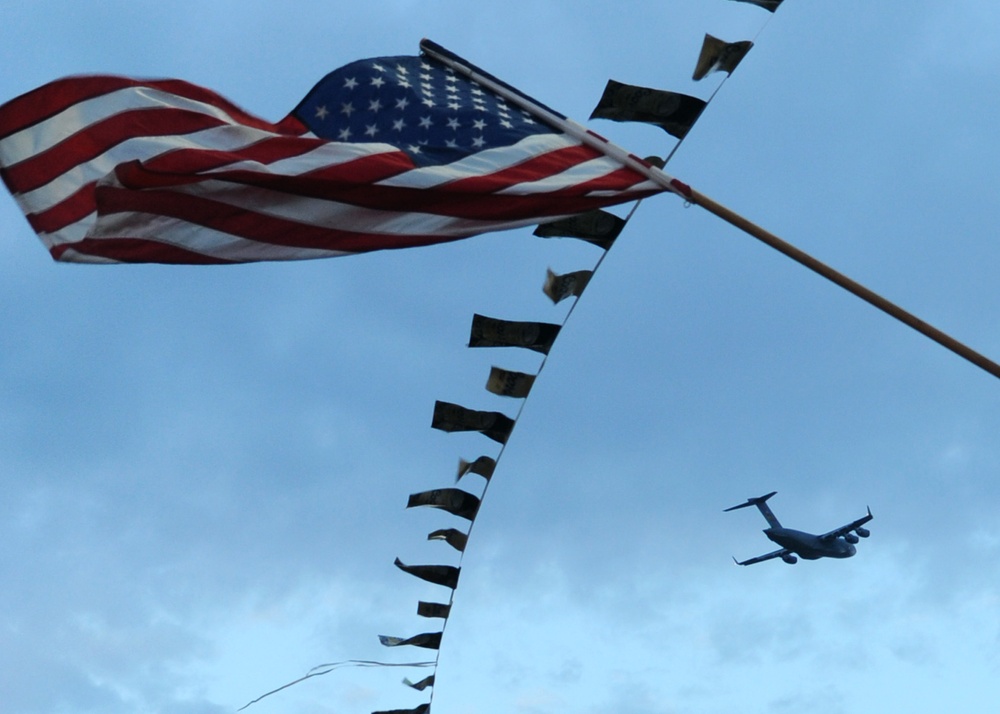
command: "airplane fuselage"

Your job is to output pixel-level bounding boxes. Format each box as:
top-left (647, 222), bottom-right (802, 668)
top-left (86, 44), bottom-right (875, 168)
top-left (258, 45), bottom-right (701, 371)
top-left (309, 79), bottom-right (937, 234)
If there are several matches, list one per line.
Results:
top-left (763, 527), bottom-right (857, 560)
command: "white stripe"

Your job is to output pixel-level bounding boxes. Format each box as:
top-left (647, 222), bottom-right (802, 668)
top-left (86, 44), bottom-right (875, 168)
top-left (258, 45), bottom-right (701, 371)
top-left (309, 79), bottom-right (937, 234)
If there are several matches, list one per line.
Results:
top-left (35, 211), bottom-right (94, 250)
top-left (587, 179), bottom-right (660, 197)
top-left (374, 133), bottom-right (580, 189)
top-left (199, 140), bottom-right (399, 177)
top-left (75, 210), bottom-right (352, 263)
top-left (14, 124), bottom-right (281, 214)
top-left (16, 124), bottom-right (394, 218)
top-left (497, 155), bottom-right (641, 195)
top-left (0, 84), bottom-right (263, 166)
top-left (83, 209), bottom-right (548, 263)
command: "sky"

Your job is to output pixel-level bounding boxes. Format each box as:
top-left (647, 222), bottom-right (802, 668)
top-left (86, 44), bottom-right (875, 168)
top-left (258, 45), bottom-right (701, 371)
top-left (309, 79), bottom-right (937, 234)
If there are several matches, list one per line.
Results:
top-left (2, 1), bottom-right (1000, 713)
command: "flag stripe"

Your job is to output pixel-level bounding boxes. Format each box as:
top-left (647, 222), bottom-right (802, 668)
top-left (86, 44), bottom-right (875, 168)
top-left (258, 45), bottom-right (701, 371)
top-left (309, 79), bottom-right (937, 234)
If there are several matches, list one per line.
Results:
top-left (5, 108), bottom-right (230, 192)
top-left (0, 76), bottom-right (295, 142)
top-left (11, 122), bottom-right (312, 217)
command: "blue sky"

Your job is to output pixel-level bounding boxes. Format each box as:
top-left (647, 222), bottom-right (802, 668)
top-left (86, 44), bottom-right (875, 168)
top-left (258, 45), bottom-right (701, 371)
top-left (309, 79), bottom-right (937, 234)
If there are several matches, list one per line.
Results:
top-left (2, 2), bottom-right (1000, 713)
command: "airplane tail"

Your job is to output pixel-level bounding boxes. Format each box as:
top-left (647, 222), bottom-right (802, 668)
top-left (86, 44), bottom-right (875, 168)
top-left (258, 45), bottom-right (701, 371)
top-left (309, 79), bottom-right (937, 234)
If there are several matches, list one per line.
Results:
top-left (724, 491), bottom-right (782, 529)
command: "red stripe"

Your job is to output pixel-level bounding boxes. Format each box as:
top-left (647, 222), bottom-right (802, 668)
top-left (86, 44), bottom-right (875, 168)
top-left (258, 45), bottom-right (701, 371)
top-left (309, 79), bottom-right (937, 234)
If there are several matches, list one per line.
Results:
top-left (0, 75), bottom-right (297, 140)
top-left (92, 177), bottom-right (658, 252)
top-left (27, 181), bottom-right (97, 234)
top-left (27, 145), bottom-right (413, 233)
top-left (108, 167), bottom-right (652, 223)
top-left (50, 237), bottom-right (238, 264)
top-left (92, 183), bottom-right (444, 252)
top-left (139, 135), bottom-right (330, 175)
top-left (5, 108), bottom-right (231, 192)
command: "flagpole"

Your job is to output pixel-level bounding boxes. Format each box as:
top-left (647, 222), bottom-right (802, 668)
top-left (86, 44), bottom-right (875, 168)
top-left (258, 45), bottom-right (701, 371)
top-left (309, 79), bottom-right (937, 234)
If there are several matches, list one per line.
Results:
top-left (679, 185), bottom-right (1000, 381)
top-left (420, 39), bottom-right (1000, 382)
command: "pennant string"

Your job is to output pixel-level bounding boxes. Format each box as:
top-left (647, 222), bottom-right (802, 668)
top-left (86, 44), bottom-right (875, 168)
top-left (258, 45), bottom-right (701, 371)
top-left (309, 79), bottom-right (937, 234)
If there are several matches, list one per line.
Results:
top-left (425, 11), bottom-right (782, 713)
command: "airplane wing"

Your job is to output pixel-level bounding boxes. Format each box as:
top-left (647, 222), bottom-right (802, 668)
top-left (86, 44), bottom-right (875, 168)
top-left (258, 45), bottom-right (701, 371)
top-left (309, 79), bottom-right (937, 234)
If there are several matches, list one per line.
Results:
top-left (819, 506), bottom-right (874, 541)
top-left (733, 548), bottom-right (790, 566)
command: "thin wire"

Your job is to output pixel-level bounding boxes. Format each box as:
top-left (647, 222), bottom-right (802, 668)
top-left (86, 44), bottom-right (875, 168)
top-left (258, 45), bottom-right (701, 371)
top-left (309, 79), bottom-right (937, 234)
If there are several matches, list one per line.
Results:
top-left (238, 660), bottom-right (435, 711)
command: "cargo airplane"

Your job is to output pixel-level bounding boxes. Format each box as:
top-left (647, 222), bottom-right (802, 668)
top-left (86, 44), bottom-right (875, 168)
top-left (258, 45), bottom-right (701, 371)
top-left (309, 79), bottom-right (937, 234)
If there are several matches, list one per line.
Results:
top-left (725, 491), bottom-right (872, 565)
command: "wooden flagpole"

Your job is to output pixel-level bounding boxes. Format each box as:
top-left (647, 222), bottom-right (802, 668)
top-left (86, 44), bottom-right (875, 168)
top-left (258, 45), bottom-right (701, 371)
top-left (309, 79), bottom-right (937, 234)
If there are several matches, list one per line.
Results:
top-left (679, 184), bottom-right (1000, 381)
top-left (421, 39), bottom-right (1000, 382)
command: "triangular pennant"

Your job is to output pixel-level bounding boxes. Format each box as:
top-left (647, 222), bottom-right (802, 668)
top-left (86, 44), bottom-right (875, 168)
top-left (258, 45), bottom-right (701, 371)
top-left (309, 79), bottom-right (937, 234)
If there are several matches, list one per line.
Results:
top-left (543, 268), bottom-right (592, 304)
top-left (417, 601), bottom-right (452, 619)
top-left (407, 488), bottom-right (481, 520)
top-left (533, 209), bottom-right (626, 249)
top-left (693, 34), bottom-right (753, 80)
top-left (394, 558), bottom-right (460, 589)
top-left (403, 675), bottom-right (436, 691)
top-left (428, 528), bottom-right (469, 552)
top-left (379, 632), bottom-right (442, 650)
top-left (469, 314), bottom-right (561, 354)
top-left (589, 80), bottom-right (706, 139)
top-left (485, 366), bottom-right (536, 398)
top-left (457, 456), bottom-right (496, 481)
top-left (729, 0), bottom-right (782, 11)
top-left (373, 704), bottom-right (429, 714)
top-left (431, 400), bottom-right (515, 444)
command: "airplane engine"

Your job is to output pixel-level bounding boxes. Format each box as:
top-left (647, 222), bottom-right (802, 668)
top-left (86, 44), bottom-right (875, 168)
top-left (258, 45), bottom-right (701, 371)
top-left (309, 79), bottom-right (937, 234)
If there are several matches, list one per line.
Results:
top-left (844, 532), bottom-right (860, 544)
top-left (856, 527), bottom-right (870, 538)
top-left (781, 553), bottom-right (798, 565)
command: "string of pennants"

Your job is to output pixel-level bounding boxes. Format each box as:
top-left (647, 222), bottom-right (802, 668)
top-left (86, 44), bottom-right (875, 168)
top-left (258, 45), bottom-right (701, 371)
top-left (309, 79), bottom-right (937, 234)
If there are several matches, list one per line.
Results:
top-left (376, 3), bottom-right (781, 714)
top-left (240, 1), bottom-right (784, 710)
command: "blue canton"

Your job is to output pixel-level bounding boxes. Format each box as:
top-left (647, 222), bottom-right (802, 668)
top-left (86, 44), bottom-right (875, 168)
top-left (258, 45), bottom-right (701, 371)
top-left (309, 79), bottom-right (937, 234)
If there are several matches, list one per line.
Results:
top-left (294, 55), bottom-right (556, 166)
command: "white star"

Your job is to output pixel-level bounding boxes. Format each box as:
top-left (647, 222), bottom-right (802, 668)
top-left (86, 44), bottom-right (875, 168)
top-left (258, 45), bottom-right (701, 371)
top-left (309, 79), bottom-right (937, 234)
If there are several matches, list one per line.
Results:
top-left (473, 119), bottom-right (487, 130)
top-left (500, 118), bottom-right (513, 129)
top-left (445, 138), bottom-right (459, 148)
top-left (314, 105), bottom-right (329, 120)
top-left (447, 117), bottom-right (460, 130)
top-left (421, 82), bottom-right (433, 94)
top-left (422, 97), bottom-right (435, 108)
top-left (448, 101), bottom-right (460, 110)
top-left (371, 76), bottom-right (385, 88)
top-left (368, 99), bottom-right (383, 112)
top-left (372, 63), bottom-right (386, 73)
top-left (395, 97), bottom-right (410, 110)
top-left (392, 118), bottom-right (406, 131)
top-left (338, 127), bottom-right (352, 140)
top-left (420, 73), bottom-right (432, 82)
top-left (419, 116), bottom-right (433, 129)
top-left (445, 84), bottom-right (459, 95)
top-left (471, 87), bottom-right (484, 96)
top-left (445, 74), bottom-right (458, 83)
top-left (365, 124), bottom-right (379, 137)
top-left (343, 77), bottom-right (358, 90)
top-left (397, 77), bottom-right (411, 88)
top-left (407, 144), bottom-right (421, 154)
top-left (420, 61), bottom-right (432, 71)
top-left (472, 136), bottom-right (485, 148)
top-left (396, 64), bottom-right (408, 74)
top-left (340, 102), bottom-right (355, 117)
top-left (522, 113), bottom-right (535, 124)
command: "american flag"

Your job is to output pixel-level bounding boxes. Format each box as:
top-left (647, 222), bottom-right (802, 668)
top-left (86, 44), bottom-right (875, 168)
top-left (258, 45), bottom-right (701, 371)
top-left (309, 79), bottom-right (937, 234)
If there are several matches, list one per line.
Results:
top-left (0, 44), bottom-right (665, 264)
